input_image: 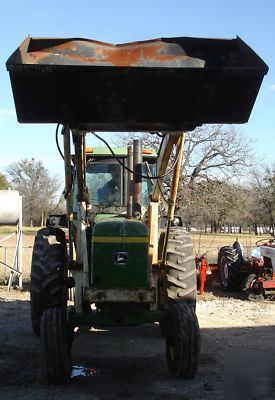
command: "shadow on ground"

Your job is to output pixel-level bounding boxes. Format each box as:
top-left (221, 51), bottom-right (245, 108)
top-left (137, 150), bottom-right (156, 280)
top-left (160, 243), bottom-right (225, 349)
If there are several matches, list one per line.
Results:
top-left (0, 292), bottom-right (274, 400)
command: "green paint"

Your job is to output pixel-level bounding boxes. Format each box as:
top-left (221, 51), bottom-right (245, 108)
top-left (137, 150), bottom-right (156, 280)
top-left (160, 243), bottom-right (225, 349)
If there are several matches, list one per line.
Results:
top-left (92, 217), bottom-right (149, 288)
top-left (94, 214), bottom-right (120, 223)
top-left (93, 217), bottom-right (148, 237)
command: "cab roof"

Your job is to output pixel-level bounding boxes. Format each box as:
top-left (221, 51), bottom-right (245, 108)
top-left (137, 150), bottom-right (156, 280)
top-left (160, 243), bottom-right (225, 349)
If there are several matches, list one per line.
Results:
top-left (85, 146), bottom-right (157, 158)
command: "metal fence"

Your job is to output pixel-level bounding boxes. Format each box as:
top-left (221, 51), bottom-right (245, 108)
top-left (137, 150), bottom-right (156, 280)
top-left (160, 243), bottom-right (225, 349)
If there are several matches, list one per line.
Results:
top-left (0, 243), bottom-right (33, 285)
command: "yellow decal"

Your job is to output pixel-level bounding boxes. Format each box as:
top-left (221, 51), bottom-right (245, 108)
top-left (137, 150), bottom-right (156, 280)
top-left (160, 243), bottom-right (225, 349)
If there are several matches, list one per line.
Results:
top-left (92, 236), bottom-right (148, 244)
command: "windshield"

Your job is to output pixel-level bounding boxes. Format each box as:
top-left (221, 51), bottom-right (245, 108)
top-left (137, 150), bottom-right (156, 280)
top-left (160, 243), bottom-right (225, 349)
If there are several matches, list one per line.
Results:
top-left (86, 162), bottom-right (122, 206)
top-left (85, 160), bottom-right (155, 207)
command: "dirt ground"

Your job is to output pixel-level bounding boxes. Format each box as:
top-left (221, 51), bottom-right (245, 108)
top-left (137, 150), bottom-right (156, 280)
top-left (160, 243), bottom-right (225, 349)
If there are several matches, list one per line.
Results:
top-left (0, 230), bottom-right (274, 399)
top-left (0, 282), bottom-right (274, 400)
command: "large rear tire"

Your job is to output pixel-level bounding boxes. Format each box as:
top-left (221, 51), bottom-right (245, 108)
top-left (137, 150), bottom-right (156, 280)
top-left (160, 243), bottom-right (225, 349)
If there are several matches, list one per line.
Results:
top-left (40, 307), bottom-right (71, 384)
top-left (217, 246), bottom-right (243, 291)
top-left (165, 301), bottom-right (200, 379)
top-left (164, 228), bottom-right (197, 302)
top-left (30, 227), bottom-right (67, 335)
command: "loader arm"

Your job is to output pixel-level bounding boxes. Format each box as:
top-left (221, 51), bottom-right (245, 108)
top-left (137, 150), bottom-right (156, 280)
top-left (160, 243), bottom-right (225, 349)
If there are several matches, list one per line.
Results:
top-left (151, 133), bottom-right (181, 202)
top-left (148, 132), bottom-right (186, 265)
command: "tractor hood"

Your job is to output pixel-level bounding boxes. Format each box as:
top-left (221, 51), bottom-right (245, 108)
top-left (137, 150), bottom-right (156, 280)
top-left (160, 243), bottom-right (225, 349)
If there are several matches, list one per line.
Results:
top-left (6, 36), bottom-right (268, 131)
top-left (92, 217), bottom-right (149, 288)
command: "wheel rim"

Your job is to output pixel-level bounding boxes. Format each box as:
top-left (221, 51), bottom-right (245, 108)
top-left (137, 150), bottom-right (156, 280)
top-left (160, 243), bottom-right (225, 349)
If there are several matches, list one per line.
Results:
top-left (251, 280), bottom-right (263, 295)
top-left (244, 274), bottom-right (256, 292)
top-left (220, 256), bottom-right (229, 288)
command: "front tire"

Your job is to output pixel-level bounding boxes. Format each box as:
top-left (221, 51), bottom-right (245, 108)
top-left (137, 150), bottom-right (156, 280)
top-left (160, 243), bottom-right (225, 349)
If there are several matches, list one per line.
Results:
top-left (30, 227), bottom-right (67, 335)
top-left (165, 301), bottom-right (200, 379)
top-left (164, 228), bottom-right (197, 302)
top-left (40, 307), bottom-right (71, 384)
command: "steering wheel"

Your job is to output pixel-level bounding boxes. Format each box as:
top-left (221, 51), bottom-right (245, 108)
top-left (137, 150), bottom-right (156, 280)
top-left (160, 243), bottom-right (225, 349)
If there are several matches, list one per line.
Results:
top-left (255, 238), bottom-right (275, 246)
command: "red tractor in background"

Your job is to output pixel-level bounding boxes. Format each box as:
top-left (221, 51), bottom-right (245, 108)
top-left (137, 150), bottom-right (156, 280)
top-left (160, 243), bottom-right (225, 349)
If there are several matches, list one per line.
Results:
top-left (218, 239), bottom-right (275, 300)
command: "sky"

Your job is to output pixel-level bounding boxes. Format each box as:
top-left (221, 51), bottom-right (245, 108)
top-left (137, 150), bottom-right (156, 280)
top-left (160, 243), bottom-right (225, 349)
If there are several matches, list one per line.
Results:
top-left (0, 0), bottom-right (274, 184)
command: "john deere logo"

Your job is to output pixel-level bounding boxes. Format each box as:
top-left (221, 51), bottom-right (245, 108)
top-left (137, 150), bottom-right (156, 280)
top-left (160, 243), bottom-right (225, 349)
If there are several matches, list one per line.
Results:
top-left (113, 252), bottom-right (128, 265)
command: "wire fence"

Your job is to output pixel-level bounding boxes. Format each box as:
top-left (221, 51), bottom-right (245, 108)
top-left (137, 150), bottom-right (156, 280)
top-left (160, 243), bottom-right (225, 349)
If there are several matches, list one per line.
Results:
top-left (0, 245), bottom-right (33, 283)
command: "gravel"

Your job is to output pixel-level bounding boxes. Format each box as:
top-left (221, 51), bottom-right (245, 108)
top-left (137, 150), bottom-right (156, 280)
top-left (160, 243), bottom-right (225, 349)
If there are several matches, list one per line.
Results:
top-left (0, 285), bottom-right (274, 399)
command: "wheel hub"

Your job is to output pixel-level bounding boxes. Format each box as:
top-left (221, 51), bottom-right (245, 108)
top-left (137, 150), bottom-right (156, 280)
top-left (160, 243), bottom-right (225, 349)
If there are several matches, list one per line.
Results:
top-left (251, 280), bottom-right (263, 295)
top-left (220, 256), bottom-right (229, 287)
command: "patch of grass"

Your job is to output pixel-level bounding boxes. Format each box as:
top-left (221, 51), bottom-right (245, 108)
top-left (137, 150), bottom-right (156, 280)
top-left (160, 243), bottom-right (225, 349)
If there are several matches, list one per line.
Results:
top-left (190, 231), bottom-right (272, 262)
top-left (0, 226), bottom-right (39, 236)
top-left (22, 227), bottom-right (40, 236)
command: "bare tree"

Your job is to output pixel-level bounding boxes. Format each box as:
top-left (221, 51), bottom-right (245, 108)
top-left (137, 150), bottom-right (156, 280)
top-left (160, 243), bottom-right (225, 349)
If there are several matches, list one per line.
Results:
top-left (114, 125), bottom-right (253, 182)
top-left (177, 178), bottom-right (246, 232)
top-left (178, 125), bottom-right (253, 229)
top-left (183, 125), bottom-right (252, 182)
top-left (7, 158), bottom-right (60, 226)
top-left (113, 132), bottom-right (162, 152)
top-left (112, 125), bottom-right (254, 230)
top-left (0, 173), bottom-right (10, 190)
top-left (248, 167), bottom-right (275, 235)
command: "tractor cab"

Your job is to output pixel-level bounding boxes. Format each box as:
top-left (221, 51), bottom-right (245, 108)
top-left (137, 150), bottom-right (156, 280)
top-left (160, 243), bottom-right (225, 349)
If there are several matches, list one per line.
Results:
top-left (73, 146), bottom-right (157, 216)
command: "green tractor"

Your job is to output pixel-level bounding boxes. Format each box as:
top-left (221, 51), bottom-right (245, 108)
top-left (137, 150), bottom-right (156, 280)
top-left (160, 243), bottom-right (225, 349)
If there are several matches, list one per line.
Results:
top-left (6, 36), bottom-right (267, 384)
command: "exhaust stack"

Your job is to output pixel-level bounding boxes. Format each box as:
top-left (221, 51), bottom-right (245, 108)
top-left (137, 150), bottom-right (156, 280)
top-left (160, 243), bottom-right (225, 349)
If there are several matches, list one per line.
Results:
top-left (133, 140), bottom-right (142, 218)
top-left (127, 145), bottom-right (133, 217)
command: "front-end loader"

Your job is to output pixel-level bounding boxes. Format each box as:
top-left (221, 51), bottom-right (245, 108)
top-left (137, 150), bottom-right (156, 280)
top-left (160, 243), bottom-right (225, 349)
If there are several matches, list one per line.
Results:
top-left (6, 36), bottom-right (268, 383)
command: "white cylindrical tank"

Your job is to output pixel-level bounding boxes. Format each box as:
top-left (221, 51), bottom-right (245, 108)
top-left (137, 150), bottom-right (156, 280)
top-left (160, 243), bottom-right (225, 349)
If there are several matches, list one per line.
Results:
top-left (0, 190), bottom-right (22, 225)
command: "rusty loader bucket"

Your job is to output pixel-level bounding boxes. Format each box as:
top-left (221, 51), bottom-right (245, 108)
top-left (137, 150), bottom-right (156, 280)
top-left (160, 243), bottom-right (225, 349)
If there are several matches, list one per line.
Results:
top-left (6, 36), bottom-right (268, 131)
